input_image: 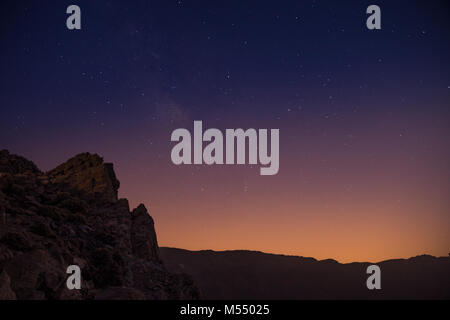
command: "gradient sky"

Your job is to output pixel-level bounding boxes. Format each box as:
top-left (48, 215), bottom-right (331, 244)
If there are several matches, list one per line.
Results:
top-left (1, 0), bottom-right (449, 262)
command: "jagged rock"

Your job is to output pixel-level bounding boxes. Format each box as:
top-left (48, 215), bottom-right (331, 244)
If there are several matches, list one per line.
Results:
top-left (0, 150), bottom-right (40, 175)
top-left (0, 150), bottom-right (200, 300)
top-left (47, 153), bottom-right (120, 203)
top-left (131, 204), bottom-right (160, 261)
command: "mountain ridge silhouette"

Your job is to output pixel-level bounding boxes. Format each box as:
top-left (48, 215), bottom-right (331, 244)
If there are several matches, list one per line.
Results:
top-left (160, 247), bottom-right (450, 299)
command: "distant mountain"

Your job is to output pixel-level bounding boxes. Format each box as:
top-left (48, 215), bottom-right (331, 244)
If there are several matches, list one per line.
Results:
top-left (160, 247), bottom-right (450, 299)
top-left (0, 150), bottom-right (199, 300)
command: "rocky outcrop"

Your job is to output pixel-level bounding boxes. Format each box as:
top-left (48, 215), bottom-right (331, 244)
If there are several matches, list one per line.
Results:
top-left (0, 151), bottom-right (200, 300)
top-left (47, 153), bottom-right (120, 203)
top-left (131, 204), bottom-right (160, 261)
top-left (0, 150), bottom-right (40, 175)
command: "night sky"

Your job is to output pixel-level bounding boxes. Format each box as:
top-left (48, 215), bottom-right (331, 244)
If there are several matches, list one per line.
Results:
top-left (1, 0), bottom-right (449, 262)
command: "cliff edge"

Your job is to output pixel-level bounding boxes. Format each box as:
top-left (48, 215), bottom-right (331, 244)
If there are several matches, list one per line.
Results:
top-left (0, 150), bottom-right (199, 300)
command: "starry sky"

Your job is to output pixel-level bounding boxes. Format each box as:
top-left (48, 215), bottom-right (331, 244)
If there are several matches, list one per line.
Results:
top-left (1, 0), bottom-right (449, 262)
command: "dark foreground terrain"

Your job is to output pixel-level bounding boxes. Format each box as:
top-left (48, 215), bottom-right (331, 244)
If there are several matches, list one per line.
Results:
top-left (0, 150), bottom-right (199, 299)
top-left (161, 247), bottom-right (450, 299)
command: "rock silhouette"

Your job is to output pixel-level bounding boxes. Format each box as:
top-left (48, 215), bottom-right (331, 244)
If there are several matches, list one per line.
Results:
top-left (0, 150), bottom-right (199, 300)
top-left (160, 248), bottom-right (450, 299)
